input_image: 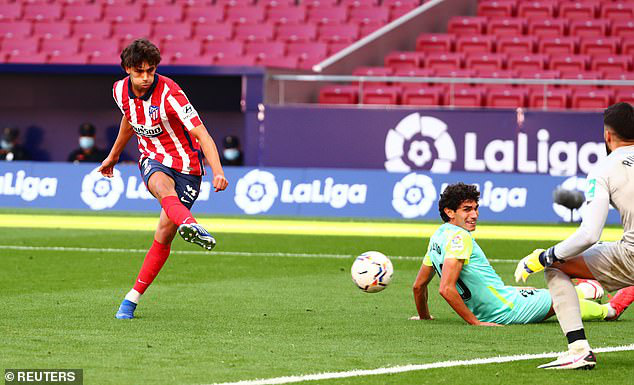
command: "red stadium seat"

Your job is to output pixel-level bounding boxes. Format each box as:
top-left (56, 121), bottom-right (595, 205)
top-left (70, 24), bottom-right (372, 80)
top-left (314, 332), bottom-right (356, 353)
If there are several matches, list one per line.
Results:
top-left (340, 0), bottom-right (379, 8)
top-left (592, 56), bottom-right (631, 75)
top-left (570, 19), bottom-right (610, 37)
top-left (1, 37), bottom-right (40, 56)
top-left (559, 2), bottom-right (597, 20)
top-left (184, 6), bottom-right (224, 24)
top-left (507, 54), bottom-right (547, 71)
top-left (349, 7), bottom-right (389, 25)
top-left (0, 21), bottom-right (32, 38)
top-left (394, 68), bottom-right (435, 83)
top-left (488, 18), bottom-right (524, 36)
top-left (497, 36), bottom-right (536, 54)
top-left (353, 66), bottom-right (393, 86)
top-left (318, 24), bottom-right (359, 43)
top-left (153, 23), bottom-right (192, 41)
top-left (0, 3), bottom-right (23, 22)
top-left (112, 22), bottom-right (152, 41)
top-left (81, 38), bottom-right (119, 56)
top-left (361, 86), bottom-right (400, 105)
top-left (415, 33), bottom-right (453, 53)
top-left (23, 4), bottom-right (62, 22)
top-left (529, 88), bottom-right (571, 109)
top-left (104, 4), bottom-right (143, 23)
top-left (360, 21), bottom-right (384, 36)
top-left (447, 16), bottom-right (486, 35)
top-left (465, 53), bottom-right (506, 71)
top-left (401, 86), bottom-right (443, 106)
top-left (538, 37), bottom-right (578, 55)
top-left (267, 6), bottom-right (306, 25)
top-left (561, 71), bottom-right (603, 91)
top-left (319, 85), bottom-right (358, 104)
top-left (486, 88), bottom-right (527, 108)
top-left (528, 19), bottom-right (567, 38)
top-left (73, 22), bottom-right (112, 39)
top-left (88, 52), bottom-right (120, 65)
top-left (160, 39), bottom-right (202, 57)
top-left (518, 2), bottom-right (555, 19)
top-left (455, 35), bottom-right (495, 54)
top-left (144, 5), bottom-right (184, 23)
top-left (40, 36), bottom-right (80, 56)
top-left (423, 53), bottom-right (463, 71)
top-left (614, 90), bottom-right (634, 105)
top-left (6, 52), bottom-right (48, 64)
top-left (388, 1), bottom-right (418, 20)
top-left (611, 20), bottom-right (634, 38)
top-left (261, 0), bottom-right (297, 8)
top-left (170, 54), bottom-right (215, 66)
top-left (305, 0), bottom-right (339, 9)
top-left (63, 4), bottom-right (102, 22)
top-left (194, 24), bottom-right (234, 41)
top-left (244, 41), bottom-right (285, 60)
top-left (286, 41), bottom-right (328, 62)
top-left (307, 8), bottom-right (348, 25)
top-left (580, 37), bottom-right (620, 56)
top-left (276, 24), bottom-right (317, 43)
top-left (477, 1), bottom-right (515, 18)
top-left (622, 40), bottom-right (634, 56)
top-left (259, 55), bottom-right (299, 68)
top-left (203, 41), bottom-right (244, 58)
top-left (601, 3), bottom-right (634, 21)
top-left (226, 6), bottom-right (266, 24)
top-left (476, 69), bottom-right (517, 89)
top-left (235, 23), bottom-right (275, 42)
top-left (384, 51), bottom-right (421, 71)
top-left (33, 21), bottom-right (72, 39)
top-left (447, 87), bottom-right (484, 107)
top-left (214, 55), bottom-right (257, 66)
top-left (436, 69), bottom-right (477, 90)
top-left (572, 89), bottom-right (613, 109)
top-left (216, 0), bottom-right (254, 8)
top-left (550, 55), bottom-right (590, 73)
top-left (327, 41), bottom-right (349, 55)
top-left (48, 53), bottom-right (90, 64)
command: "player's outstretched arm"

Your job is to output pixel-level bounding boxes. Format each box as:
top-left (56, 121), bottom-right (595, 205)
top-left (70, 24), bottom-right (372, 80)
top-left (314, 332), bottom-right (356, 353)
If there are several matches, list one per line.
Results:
top-left (98, 116), bottom-right (134, 178)
top-left (190, 124), bottom-right (228, 192)
top-left (411, 263), bottom-right (435, 320)
top-left (440, 258), bottom-right (501, 326)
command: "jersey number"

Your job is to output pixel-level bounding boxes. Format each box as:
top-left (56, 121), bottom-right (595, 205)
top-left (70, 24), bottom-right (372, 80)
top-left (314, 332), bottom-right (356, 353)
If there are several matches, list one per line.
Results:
top-left (433, 263), bottom-right (472, 301)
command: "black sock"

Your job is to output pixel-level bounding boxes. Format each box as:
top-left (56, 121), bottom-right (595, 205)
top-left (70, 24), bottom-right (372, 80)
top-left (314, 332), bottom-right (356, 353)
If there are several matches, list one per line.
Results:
top-left (566, 329), bottom-right (587, 344)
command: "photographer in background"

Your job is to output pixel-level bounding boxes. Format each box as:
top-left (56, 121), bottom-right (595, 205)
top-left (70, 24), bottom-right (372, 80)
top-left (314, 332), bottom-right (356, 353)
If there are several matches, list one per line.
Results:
top-left (0, 126), bottom-right (30, 162)
top-left (68, 123), bottom-right (108, 163)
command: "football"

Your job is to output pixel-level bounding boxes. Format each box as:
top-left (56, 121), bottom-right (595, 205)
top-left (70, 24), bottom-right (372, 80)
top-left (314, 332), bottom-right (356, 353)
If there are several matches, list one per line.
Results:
top-left (351, 251), bottom-right (394, 293)
top-left (576, 279), bottom-right (605, 301)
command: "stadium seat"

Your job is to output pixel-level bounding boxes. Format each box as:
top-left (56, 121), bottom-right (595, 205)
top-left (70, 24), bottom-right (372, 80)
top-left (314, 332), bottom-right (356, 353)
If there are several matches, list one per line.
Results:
top-left (23, 4), bottom-right (63, 22)
top-left (361, 86), bottom-right (400, 105)
top-left (394, 68), bottom-right (435, 84)
top-left (1, 37), bottom-right (40, 56)
top-left (226, 6), bottom-right (266, 24)
top-left (528, 19), bottom-right (567, 38)
top-left (184, 6), bottom-right (224, 24)
top-left (160, 39), bottom-right (202, 58)
top-left (353, 66), bottom-right (393, 86)
top-left (447, 87), bottom-right (484, 107)
top-left (570, 19), bottom-right (609, 37)
top-left (384, 51), bottom-right (421, 71)
top-left (447, 16), bottom-right (486, 35)
top-left (507, 54), bottom-right (547, 72)
top-left (455, 35), bottom-right (495, 54)
top-left (245, 41), bottom-right (285, 60)
top-left (580, 37), bottom-right (620, 56)
top-left (33, 21), bottom-right (72, 39)
top-left (194, 24), bottom-right (234, 41)
top-left (260, 0), bottom-right (297, 8)
top-left (153, 23), bottom-right (192, 41)
top-left (286, 41), bottom-right (328, 62)
top-left (572, 89), bottom-right (613, 109)
top-left (603, 72), bottom-right (634, 90)
top-left (259, 55), bottom-right (299, 68)
top-left (214, 55), bottom-right (257, 66)
top-left (170, 54), bottom-right (215, 66)
top-left (349, 7), bottom-right (389, 26)
top-left (488, 18), bottom-right (524, 36)
top-left (0, 21), bottom-right (32, 38)
top-left (340, 0), bottom-right (379, 8)
top-left (538, 37), bottom-right (578, 55)
top-left (360, 21), bottom-right (384, 36)
top-left (276, 24), bottom-right (317, 43)
top-left (305, 0), bottom-right (340, 9)
top-left (486, 88), bottom-right (527, 108)
top-left (81, 38), bottom-right (119, 56)
top-left (307, 8), bottom-right (348, 25)
top-left (529, 88), bottom-right (571, 109)
top-left (388, 1), bottom-right (418, 20)
top-left (88, 52), bottom-right (121, 65)
top-left (0, 3), bottom-right (22, 22)
top-left (6, 52), bottom-right (48, 64)
top-left (614, 90), bottom-right (634, 105)
top-left (73, 22), bottom-right (112, 39)
top-left (476, 69), bottom-right (517, 89)
top-left (319, 85), bottom-right (359, 104)
top-left (497, 36), bottom-right (536, 55)
top-left (601, 3), bottom-right (634, 21)
top-left (550, 55), bottom-right (590, 73)
top-left (435, 69), bottom-right (476, 90)
top-left (611, 20), bottom-right (634, 38)
top-left (235, 23), bottom-right (275, 42)
top-left (48, 52), bottom-right (90, 64)
top-left (465, 53), bottom-right (506, 71)
top-left (415, 33), bottom-right (454, 53)
top-left (622, 40), bottom-right (634, 56)
top-left (104, 4), bottom-right (143, 23)
top-left (40, 36), bottom-right (80, 56)
top-left (477, 1), bottom-right (515, 18)
top-left (592, 56), bottom-right (631, 75)
top-left (144, 5), bottom-right (184, 23)
top-left (401, 86), bottom-right (443, 106)
top-left (517, 2), bottom-right (555, 19)
top-left (217, 0), bottom-right (254, 8)
top-left (318, 24), bottom-right (359, 44)
top-left (559, 2), bottom-right (597, 20)
top-left (267, 6), bottom-right (306, 25)
top-left (328, 41), bottom-right (350, 55)
top-left (112, 22), bottom-right (152, 41)
top-left (203, 41), bottom-right (244, 58)
top-left (518, 70), bottom-right (561, 91)
top-left (63, 4), bottom-right (102, 22)
top-left (423, 53), bottom-right (463, 71)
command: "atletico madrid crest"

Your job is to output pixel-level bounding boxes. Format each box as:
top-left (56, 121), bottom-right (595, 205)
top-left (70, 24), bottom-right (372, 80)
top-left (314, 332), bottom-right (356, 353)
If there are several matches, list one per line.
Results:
top-left (149, 105), bottom-right (159, 120)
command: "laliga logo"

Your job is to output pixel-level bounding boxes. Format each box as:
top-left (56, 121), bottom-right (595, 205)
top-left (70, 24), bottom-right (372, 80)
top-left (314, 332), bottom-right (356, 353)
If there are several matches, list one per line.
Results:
top-left (80, 167), bottom-right (125, 210)
top-left (392, 173), bottom-right (437, 219)
top-left (552, 176), bottom-right (586, 222)
top-left (385, 113), bottom-right (456, 173)
top-left (234, 169), bottom-right (279, 214)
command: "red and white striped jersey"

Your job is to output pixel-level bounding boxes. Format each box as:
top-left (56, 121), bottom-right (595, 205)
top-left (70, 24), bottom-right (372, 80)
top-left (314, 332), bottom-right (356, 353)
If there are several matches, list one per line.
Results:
top-left (113, 74), bottom-right (205, 175)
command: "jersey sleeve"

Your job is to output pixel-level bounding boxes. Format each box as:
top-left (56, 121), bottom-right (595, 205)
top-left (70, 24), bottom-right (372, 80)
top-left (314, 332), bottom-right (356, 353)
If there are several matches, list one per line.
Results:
top-left (165, 82), bottom-right (203, 131)
top-left (444, 229), bottom-right (474, 263)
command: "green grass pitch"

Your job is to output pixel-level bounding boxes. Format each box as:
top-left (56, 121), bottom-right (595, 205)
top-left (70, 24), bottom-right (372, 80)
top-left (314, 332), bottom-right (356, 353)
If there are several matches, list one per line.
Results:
top-left (1, 214), bottom-right (633, 385)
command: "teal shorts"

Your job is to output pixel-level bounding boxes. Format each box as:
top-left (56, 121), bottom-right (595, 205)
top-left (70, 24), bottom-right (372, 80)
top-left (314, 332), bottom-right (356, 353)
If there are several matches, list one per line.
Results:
top-left (497, 288), bottom-right (552, 325)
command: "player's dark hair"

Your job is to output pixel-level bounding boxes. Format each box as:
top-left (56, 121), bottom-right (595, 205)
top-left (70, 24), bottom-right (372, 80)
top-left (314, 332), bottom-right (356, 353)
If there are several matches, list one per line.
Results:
top-left (120, 38), bottom-right (161, 70)
top-left (438, 183), bottom-right (480, 222)
top-left (604, 102), bottom-right (634, 140)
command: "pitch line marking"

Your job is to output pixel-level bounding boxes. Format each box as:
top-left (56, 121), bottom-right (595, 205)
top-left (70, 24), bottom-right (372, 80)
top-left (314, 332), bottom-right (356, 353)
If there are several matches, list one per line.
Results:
top-left (206, 344), bottom-right (634, 385)
top-left (0, 245), bottom-right (517, 264)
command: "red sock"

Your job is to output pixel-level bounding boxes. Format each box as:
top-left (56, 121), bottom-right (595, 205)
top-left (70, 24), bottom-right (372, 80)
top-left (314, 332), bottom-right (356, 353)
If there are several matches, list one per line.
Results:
top-left (161, 195), bottom-right (197, 226)
top-left (133, 240), bottom-right (171, 294)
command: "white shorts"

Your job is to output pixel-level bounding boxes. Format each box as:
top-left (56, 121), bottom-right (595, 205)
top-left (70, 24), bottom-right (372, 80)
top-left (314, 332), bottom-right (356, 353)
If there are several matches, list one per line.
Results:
top-left (581, 241), bottom-right (634, 292)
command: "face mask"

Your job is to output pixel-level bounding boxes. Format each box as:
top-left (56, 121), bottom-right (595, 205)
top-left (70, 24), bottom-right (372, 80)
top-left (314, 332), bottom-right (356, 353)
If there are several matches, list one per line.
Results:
top-left (223, 148), bottom-right (240, 161)
top-left (79, 136), bottom-right (95, 150)
top-left (1, 139), bottom-right (12, 151)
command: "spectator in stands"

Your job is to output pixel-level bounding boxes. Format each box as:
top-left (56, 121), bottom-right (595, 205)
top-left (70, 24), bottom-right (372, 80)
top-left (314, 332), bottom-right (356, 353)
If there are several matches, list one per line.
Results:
top-left (0, 126), bottom-right (30, 161)
top-left (68, 123), bottom-right (108, 163)
top-left (220, 135), bottom-right (243, 166)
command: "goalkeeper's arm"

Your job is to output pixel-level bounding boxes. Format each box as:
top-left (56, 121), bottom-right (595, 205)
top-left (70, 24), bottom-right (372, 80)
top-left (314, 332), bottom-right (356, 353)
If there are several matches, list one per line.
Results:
top-left (412, 263), bottom-right (435, 320)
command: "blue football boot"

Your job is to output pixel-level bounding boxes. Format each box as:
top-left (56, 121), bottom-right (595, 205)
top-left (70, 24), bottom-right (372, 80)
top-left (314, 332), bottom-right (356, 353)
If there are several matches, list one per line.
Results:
top-left (177, 223), bottom-right (216, 251)
top-left (115, 299), bottom-right (137, 319)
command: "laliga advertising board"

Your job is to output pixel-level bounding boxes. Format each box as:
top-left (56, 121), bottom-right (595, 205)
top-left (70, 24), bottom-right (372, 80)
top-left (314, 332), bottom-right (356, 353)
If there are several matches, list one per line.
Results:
top-left (0, 161), bottom-right (621, 224)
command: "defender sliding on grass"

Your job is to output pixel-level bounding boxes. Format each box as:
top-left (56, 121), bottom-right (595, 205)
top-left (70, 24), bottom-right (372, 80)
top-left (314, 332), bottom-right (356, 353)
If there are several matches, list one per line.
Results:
top-left (516, 102), bottom-right (634, 370)
top-left (98, 39), bottom-right (228, 319)
top-left (411, 183), bottom-right (633, 328)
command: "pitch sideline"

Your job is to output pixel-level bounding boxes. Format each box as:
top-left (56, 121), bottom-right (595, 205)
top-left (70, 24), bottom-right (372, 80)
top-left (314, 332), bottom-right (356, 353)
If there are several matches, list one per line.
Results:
top-left (207, 344), bottom-right (634, 385)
